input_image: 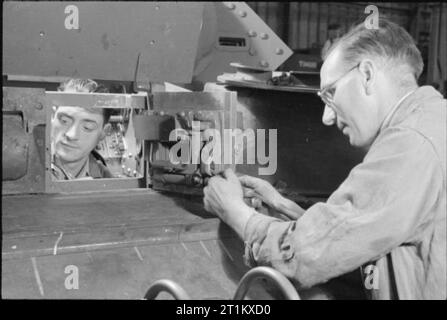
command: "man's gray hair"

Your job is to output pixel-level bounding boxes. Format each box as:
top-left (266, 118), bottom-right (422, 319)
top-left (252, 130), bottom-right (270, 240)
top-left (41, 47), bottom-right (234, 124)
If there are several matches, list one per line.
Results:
top-left (327, 18), bottom-right (423, 82)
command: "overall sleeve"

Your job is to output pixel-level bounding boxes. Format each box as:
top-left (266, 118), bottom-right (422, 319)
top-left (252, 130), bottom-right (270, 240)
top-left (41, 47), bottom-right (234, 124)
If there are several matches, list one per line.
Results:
top-left (243, 127), bottom-right (443, 288)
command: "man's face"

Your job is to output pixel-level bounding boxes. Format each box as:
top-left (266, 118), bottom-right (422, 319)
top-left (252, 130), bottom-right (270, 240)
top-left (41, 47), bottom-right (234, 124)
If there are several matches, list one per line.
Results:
top-left (320, 49), bottom-right (380, 148)
top-left (51, 106), bottom-right (105, 163)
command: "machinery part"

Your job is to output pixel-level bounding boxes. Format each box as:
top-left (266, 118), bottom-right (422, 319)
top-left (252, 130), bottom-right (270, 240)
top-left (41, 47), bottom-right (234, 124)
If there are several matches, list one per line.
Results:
top-left (191, 172), bottom-right (204, 185)
top-left (266, 72), bottom-right (305, 87)
top-left (119, 106), bottom-right (142, 177)
top-left (148, 91), bottom-right (236, 194)
top-left (2, 87), bottom-right (47, 194)
top-left (3, 2), bottom-right (203, 83)
top-left (150, 160), bottom-right (198, 174)
top-left (194, 2), bottom-right (293, 85)
top-left (2, 114), bottom-right (29, 180)
top-left (154, 173), bottom-right (202, 187)
top-left (233, 266), bottom-right (300, 300)
top-left (144, 279), bottom-right (191, 300)
top-left (176, 111), bottom-right (193, 130)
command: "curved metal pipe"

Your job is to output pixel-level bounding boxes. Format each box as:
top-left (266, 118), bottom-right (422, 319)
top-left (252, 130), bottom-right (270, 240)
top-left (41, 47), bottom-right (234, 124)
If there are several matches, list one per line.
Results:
top-left (233, 266), bottom-right (300, 300)
top-left (144, 279), bottom-right (191, 300)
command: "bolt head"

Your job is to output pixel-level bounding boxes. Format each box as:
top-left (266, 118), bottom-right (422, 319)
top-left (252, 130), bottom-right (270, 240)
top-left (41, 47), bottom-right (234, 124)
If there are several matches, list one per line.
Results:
top-left (275, 48), bottom-right (284, 55)
top-left (248, 30), bottom-right (257, 37)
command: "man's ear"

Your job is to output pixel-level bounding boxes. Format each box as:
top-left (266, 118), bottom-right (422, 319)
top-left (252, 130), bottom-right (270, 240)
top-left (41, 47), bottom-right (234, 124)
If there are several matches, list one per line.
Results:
top-left (359, 59), bottom-right (376, 95)
top-left (100, 123), bottom-right (112, 140)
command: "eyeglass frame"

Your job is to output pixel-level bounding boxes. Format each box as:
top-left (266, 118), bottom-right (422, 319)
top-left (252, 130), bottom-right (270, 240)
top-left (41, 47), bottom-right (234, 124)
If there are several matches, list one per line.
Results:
top-left (317, 62), bottom-right (360, 109)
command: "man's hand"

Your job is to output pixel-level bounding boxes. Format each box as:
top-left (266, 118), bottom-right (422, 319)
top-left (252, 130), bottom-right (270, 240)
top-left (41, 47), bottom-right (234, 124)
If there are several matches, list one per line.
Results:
top-left (239, 175), bottom-right (283, 209)
top-left (203, 168), bottom-right (255, 239)
top-left (239, 175), bottom-right (305, 220)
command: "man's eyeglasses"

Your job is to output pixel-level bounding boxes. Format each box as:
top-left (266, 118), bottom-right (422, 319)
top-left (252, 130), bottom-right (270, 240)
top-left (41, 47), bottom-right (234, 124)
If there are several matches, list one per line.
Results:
top-left (317, 63), bottom-right (360, 109)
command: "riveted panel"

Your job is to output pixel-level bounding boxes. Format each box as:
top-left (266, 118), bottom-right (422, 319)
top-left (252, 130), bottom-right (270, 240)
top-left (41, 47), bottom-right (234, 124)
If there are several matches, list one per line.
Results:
top-left (3, 2), bottom-right (203, 83)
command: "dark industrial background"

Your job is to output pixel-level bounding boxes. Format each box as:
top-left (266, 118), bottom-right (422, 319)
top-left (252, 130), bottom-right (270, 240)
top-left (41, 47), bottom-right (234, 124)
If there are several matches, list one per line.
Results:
top-left (247, 2), bottom-right (447, 96)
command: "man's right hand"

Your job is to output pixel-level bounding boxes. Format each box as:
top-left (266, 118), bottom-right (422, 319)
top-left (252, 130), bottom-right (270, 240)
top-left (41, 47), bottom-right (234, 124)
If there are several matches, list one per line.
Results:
top-left (239, 175), bottom-right (283, 210)
top-left (239, 175), bottom-right (306, 220)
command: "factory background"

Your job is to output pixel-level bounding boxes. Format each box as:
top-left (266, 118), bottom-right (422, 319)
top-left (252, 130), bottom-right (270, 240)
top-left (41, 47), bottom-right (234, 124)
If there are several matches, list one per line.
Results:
top-left (247, 2), bottom-right (447, 95)
top-left (4, 2), bottom-right (446, 95)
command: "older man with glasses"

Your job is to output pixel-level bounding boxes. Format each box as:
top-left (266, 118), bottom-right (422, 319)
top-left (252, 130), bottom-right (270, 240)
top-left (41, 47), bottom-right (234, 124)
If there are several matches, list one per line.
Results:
top-left (203, 18), bottom-right (446, 299)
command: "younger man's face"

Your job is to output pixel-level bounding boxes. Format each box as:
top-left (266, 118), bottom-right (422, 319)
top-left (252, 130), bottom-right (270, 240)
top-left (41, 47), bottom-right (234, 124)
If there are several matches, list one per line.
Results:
top-left (51, 106), bottom-right (106, 164)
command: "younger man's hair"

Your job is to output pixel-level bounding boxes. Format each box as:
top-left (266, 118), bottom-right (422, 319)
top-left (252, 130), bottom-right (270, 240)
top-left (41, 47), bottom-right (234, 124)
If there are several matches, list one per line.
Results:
top-left (57, 79), bottom-right (113, 125)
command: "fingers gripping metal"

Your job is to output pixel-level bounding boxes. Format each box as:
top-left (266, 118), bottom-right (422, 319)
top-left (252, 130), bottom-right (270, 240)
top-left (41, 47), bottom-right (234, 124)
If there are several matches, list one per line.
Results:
top-left (233, 266), bottom-right (300, 300)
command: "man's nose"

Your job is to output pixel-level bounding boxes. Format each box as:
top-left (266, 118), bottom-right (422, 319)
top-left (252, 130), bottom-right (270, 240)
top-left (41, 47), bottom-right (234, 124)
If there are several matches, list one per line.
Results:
top-left (322, 105), bottom-right (336, 126)
top-left (64, 124), bottom-right (80, 140)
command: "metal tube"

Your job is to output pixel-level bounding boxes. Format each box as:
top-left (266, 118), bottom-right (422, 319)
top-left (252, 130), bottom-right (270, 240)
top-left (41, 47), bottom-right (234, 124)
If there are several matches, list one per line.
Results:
top-left (233, 266), bottom-right (300, 300)
top-left (7, 74), bottom-right (71, 83)
top-left (144, 279), bottom-right (191, 300)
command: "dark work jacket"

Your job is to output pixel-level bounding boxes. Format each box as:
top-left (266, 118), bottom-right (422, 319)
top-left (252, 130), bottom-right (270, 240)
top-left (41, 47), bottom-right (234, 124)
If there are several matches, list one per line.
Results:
top-left (52, 150), bottom-right (114, 180)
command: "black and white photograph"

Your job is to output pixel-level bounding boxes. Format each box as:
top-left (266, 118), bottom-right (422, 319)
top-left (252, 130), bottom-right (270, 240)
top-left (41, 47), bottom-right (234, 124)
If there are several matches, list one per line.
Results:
top-left (2, 1), bottom-right (446, 303)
